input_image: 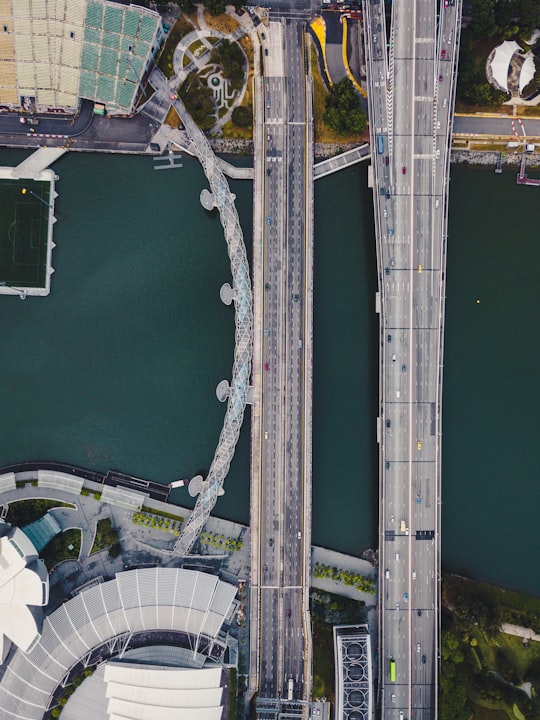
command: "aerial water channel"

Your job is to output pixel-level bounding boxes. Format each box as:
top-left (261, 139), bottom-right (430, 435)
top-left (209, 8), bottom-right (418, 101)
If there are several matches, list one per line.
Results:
top-left (0, 149), bottom-right (538, 597)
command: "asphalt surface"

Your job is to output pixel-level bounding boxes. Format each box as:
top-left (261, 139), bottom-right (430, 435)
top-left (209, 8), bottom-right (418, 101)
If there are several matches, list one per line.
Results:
top-left (256, 18), bottom-right (311, 712)
top-left (0, 100), bottom-right (158, 152)
top-left (365, 0), bottom-right (460, 716)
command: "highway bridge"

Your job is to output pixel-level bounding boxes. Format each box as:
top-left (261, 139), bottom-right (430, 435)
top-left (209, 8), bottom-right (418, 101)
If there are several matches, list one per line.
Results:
top-left (364, 0), bottom-right (462, 716)
top-left (249, 15), bottom-right (314, 719)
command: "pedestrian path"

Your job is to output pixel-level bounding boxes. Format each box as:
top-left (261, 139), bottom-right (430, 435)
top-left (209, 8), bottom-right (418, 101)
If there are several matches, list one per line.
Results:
top-left (10, 147), bottom-right (66, 179)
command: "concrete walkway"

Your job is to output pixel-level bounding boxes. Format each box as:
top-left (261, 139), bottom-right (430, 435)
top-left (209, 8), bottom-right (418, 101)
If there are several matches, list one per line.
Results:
top-left (10, 147), bottom-right (67, 179)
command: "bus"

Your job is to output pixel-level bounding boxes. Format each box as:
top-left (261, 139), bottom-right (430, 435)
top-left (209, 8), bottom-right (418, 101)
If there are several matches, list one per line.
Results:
top-left (377, 135), bottom-right (384, 154)
top-left (389, 658), bottom-right (396, 682)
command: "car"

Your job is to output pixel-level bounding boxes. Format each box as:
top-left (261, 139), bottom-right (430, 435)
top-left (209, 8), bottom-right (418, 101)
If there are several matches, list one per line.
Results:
top-left (385, 267), bottom-right (390, 275)
top-left (265, 362), bottom-right (269, 371)
top-left (417, 440), bottom-right (422, 450)
top-left (422, 654), bottom-right (427, 664)
top-left (438, 74), bottom-right (443, 82)
top-left (391, 353), bottom-right (396, 362)
top-left (288, 608), bottom-right (291, 618)
top-left (388, 227), bottom-right (394, 236)
top-left (404, 592), bottom-right (409, 602)
top-left (261, 32), bottom-right (265, 39)
top-left (400, 713), bottom-right (404, 720)
top-left (269, 538), bottom-right (274, 546)
top-left (385, 156), bottom-right (389, 166)
top-left (385, 461), bottom-right (390, 469)
top-left (418, 263), bottom-right (423, 273)
top-left (386, 419), bottom-right (391, 428)
top-left (265, 283), bottom-right (270, 290)
top-left (416, 643), bottom-right (421, 653)
top-left (418, 609), bottom-right (422, 617)
top-left (384, 208), bottom-right (388, 218)
top-left (412, 570), bottom-right (416, 579)
top-left (391, 514), bottom-right (395, 522)
top-left (293, 293), bottom-right (299, 302)
top-left (265, 48), bottom-right (268, 56)
top-left (387, 334), bottom-right (392, 342)
top-left (402, 165), bottom-right (406, 174)
top-left (401, 364), bottom-right (406, 372)
top-left (441, 49), bottom-right (446, 59)
top-left (267, 168), bottom-right (272, 176)
top-left (417, 493), bottom-right (421, 504)
top-left (264, 328), bottom-right (269, 337)
top-left (263, 564), bottom-right (268, 572)
top-left (391, 694), bottom-right (396, 703)
top-left (266, 216), bottom-right (271, 225)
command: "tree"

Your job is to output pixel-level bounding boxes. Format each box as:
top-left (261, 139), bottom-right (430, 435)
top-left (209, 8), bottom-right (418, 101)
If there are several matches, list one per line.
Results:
top-left (180, 72), bottom-right (216, 130)
top-left (323, 78), bottom-right (366, 136)
top-left (211, 40), bottom-right (245, 91)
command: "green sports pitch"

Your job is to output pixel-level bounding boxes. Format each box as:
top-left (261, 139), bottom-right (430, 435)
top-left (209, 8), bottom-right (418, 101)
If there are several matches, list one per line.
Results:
top-left (0, 178), bottom-right (51, 288)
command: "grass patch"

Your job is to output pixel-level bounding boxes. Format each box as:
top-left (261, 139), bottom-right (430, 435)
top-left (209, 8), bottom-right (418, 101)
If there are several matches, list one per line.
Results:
top-left (187, 38), bottom-right (207, 59)
top-left (7, 498), bottom-right (74, 527)
top-left (204, 11), bottom-right (240, 35)
top-left (164, 105), bottom-right (182, 129)
top-left (157, 15), bottom-right (195, 78)
top-left (309, 41), bottom-right (363, 146)
top-left (41, 528), bottom-right (82, 571)
top-left (143, 507), bottom-right (185, 522)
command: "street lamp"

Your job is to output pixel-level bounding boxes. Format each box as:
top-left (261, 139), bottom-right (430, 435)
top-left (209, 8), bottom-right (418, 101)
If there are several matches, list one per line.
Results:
top-left (21, 187), bottom-right (51, 209)
top-left (0, 282), bottom-right (26, 300)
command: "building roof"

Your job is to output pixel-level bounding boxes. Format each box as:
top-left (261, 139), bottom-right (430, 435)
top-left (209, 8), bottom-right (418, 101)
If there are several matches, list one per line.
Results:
top-left (0, 0), bottom-right (162, 114)
top-left (490, 40), bottom-right (521, 92)
top-left (0, 522), bottom-right (49, 662)
top-left (0, 568), bottom-right (237, 719)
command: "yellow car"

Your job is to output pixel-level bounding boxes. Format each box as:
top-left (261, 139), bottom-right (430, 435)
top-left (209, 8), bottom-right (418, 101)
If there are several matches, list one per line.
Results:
top-left (417, 440), bottom-right (422, 450)
top-left (418, 264), bottom-right (423, 273)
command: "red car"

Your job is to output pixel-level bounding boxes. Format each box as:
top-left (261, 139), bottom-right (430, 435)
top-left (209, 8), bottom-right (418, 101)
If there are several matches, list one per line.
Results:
top-left (265, 362), bottom-right (269, 371)
top-left (402, 166), bottom-right (406, 174)
top-left (441, 49), bottom-right (446, 59)
top-left (438, 74), bottom-right (443, 82)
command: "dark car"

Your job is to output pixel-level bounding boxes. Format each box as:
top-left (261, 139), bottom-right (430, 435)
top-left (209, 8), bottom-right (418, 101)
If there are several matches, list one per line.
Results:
top-left (438, 74), bottom-right (443, 82)
top-left (385, 267), bottom-right (390, 275)
top-left (265, 362), bottom-right (269, 371)
top-left (422, 654), bottom-right (426, 664)
top-left (386, 419), bottom-right (391, 428)
top-left (441, 49), bottom-right (446, 59)
top-left (269, 538), bottom-right (274, 546)
top-left (265, 283), bottom-right (270, 290)
top-left (293, 293), bottom-right (299, 302)
top-left (402, 166), bottom-right (406, 174)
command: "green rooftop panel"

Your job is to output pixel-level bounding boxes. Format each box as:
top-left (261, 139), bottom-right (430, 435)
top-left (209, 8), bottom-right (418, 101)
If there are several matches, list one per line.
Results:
top-left (99, 47), bottom-right (119, 76)
top-left (86, 2), bottom-right (103, 29)
top-left (97, 74), bottom-right (115, 103)
top-left (79, 69), bottom-right (97, 98)
top-left (104, 5), bottom-right (123, 34)
top-left (102, 30), bottom-right (120, 50)
top-left (139, 15), bottom-right (158, 43)
top-left (81, 44), bottom-right (99, 72)
top-left (133, 39), bottom-right (149, 58)
top-left (130, 55), bottom-right (144, 78)
top-left (123, 10), bottom-right (140, 38)
top-left (116, 81), bottom-right (136, 110)
top-left (84, 25), bottom-right (102, 45)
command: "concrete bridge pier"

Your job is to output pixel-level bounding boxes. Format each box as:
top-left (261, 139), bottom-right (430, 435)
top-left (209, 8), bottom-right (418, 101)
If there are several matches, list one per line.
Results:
top-left (200, 188), bottom-right (217, 210)
top-left (220, 283), bottom-right (234, 305)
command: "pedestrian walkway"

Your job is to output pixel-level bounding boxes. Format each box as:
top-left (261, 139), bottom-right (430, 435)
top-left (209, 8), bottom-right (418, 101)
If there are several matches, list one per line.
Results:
top-left (10, 147), bottom-right (66, 179)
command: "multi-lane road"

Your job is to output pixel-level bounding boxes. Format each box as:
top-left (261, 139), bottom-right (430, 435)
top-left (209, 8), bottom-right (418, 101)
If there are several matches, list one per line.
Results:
top-left (250, 17), bottom-right (313, 717)
top-left (365, 0), bottom-right (461, 716)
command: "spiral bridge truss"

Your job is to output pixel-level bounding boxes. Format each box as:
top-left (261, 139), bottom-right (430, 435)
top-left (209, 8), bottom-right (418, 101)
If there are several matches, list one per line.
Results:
top-left (172, 96), bottom-right (253, 556)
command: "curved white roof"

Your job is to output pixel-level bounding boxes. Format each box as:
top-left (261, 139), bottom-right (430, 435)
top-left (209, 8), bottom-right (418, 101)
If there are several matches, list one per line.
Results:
top-left (0, 568), bottom-right (236, 719)
top-left (103, 664), bottom-right (224, 720)
top-left (0, 523), bottom-right (48, 660)
top-left (490, 40), bottom-right (521, 92)
top-left (519, 56), bottom-right (536, 94)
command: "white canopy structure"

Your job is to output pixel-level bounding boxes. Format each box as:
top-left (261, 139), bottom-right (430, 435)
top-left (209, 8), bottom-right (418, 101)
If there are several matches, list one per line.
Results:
top-left (490, 40), bottom-right (521, 92)
top-left (0, 522), bottom-right (49, 663)
top-left (104, 663), bottom-right (224, 720)
top-left (519, 55), bottom-right (536, 94)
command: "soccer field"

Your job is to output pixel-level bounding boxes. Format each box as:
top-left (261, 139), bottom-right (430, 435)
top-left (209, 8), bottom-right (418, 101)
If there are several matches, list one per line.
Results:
top-left (0, 179), bottom-right (50, 288)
